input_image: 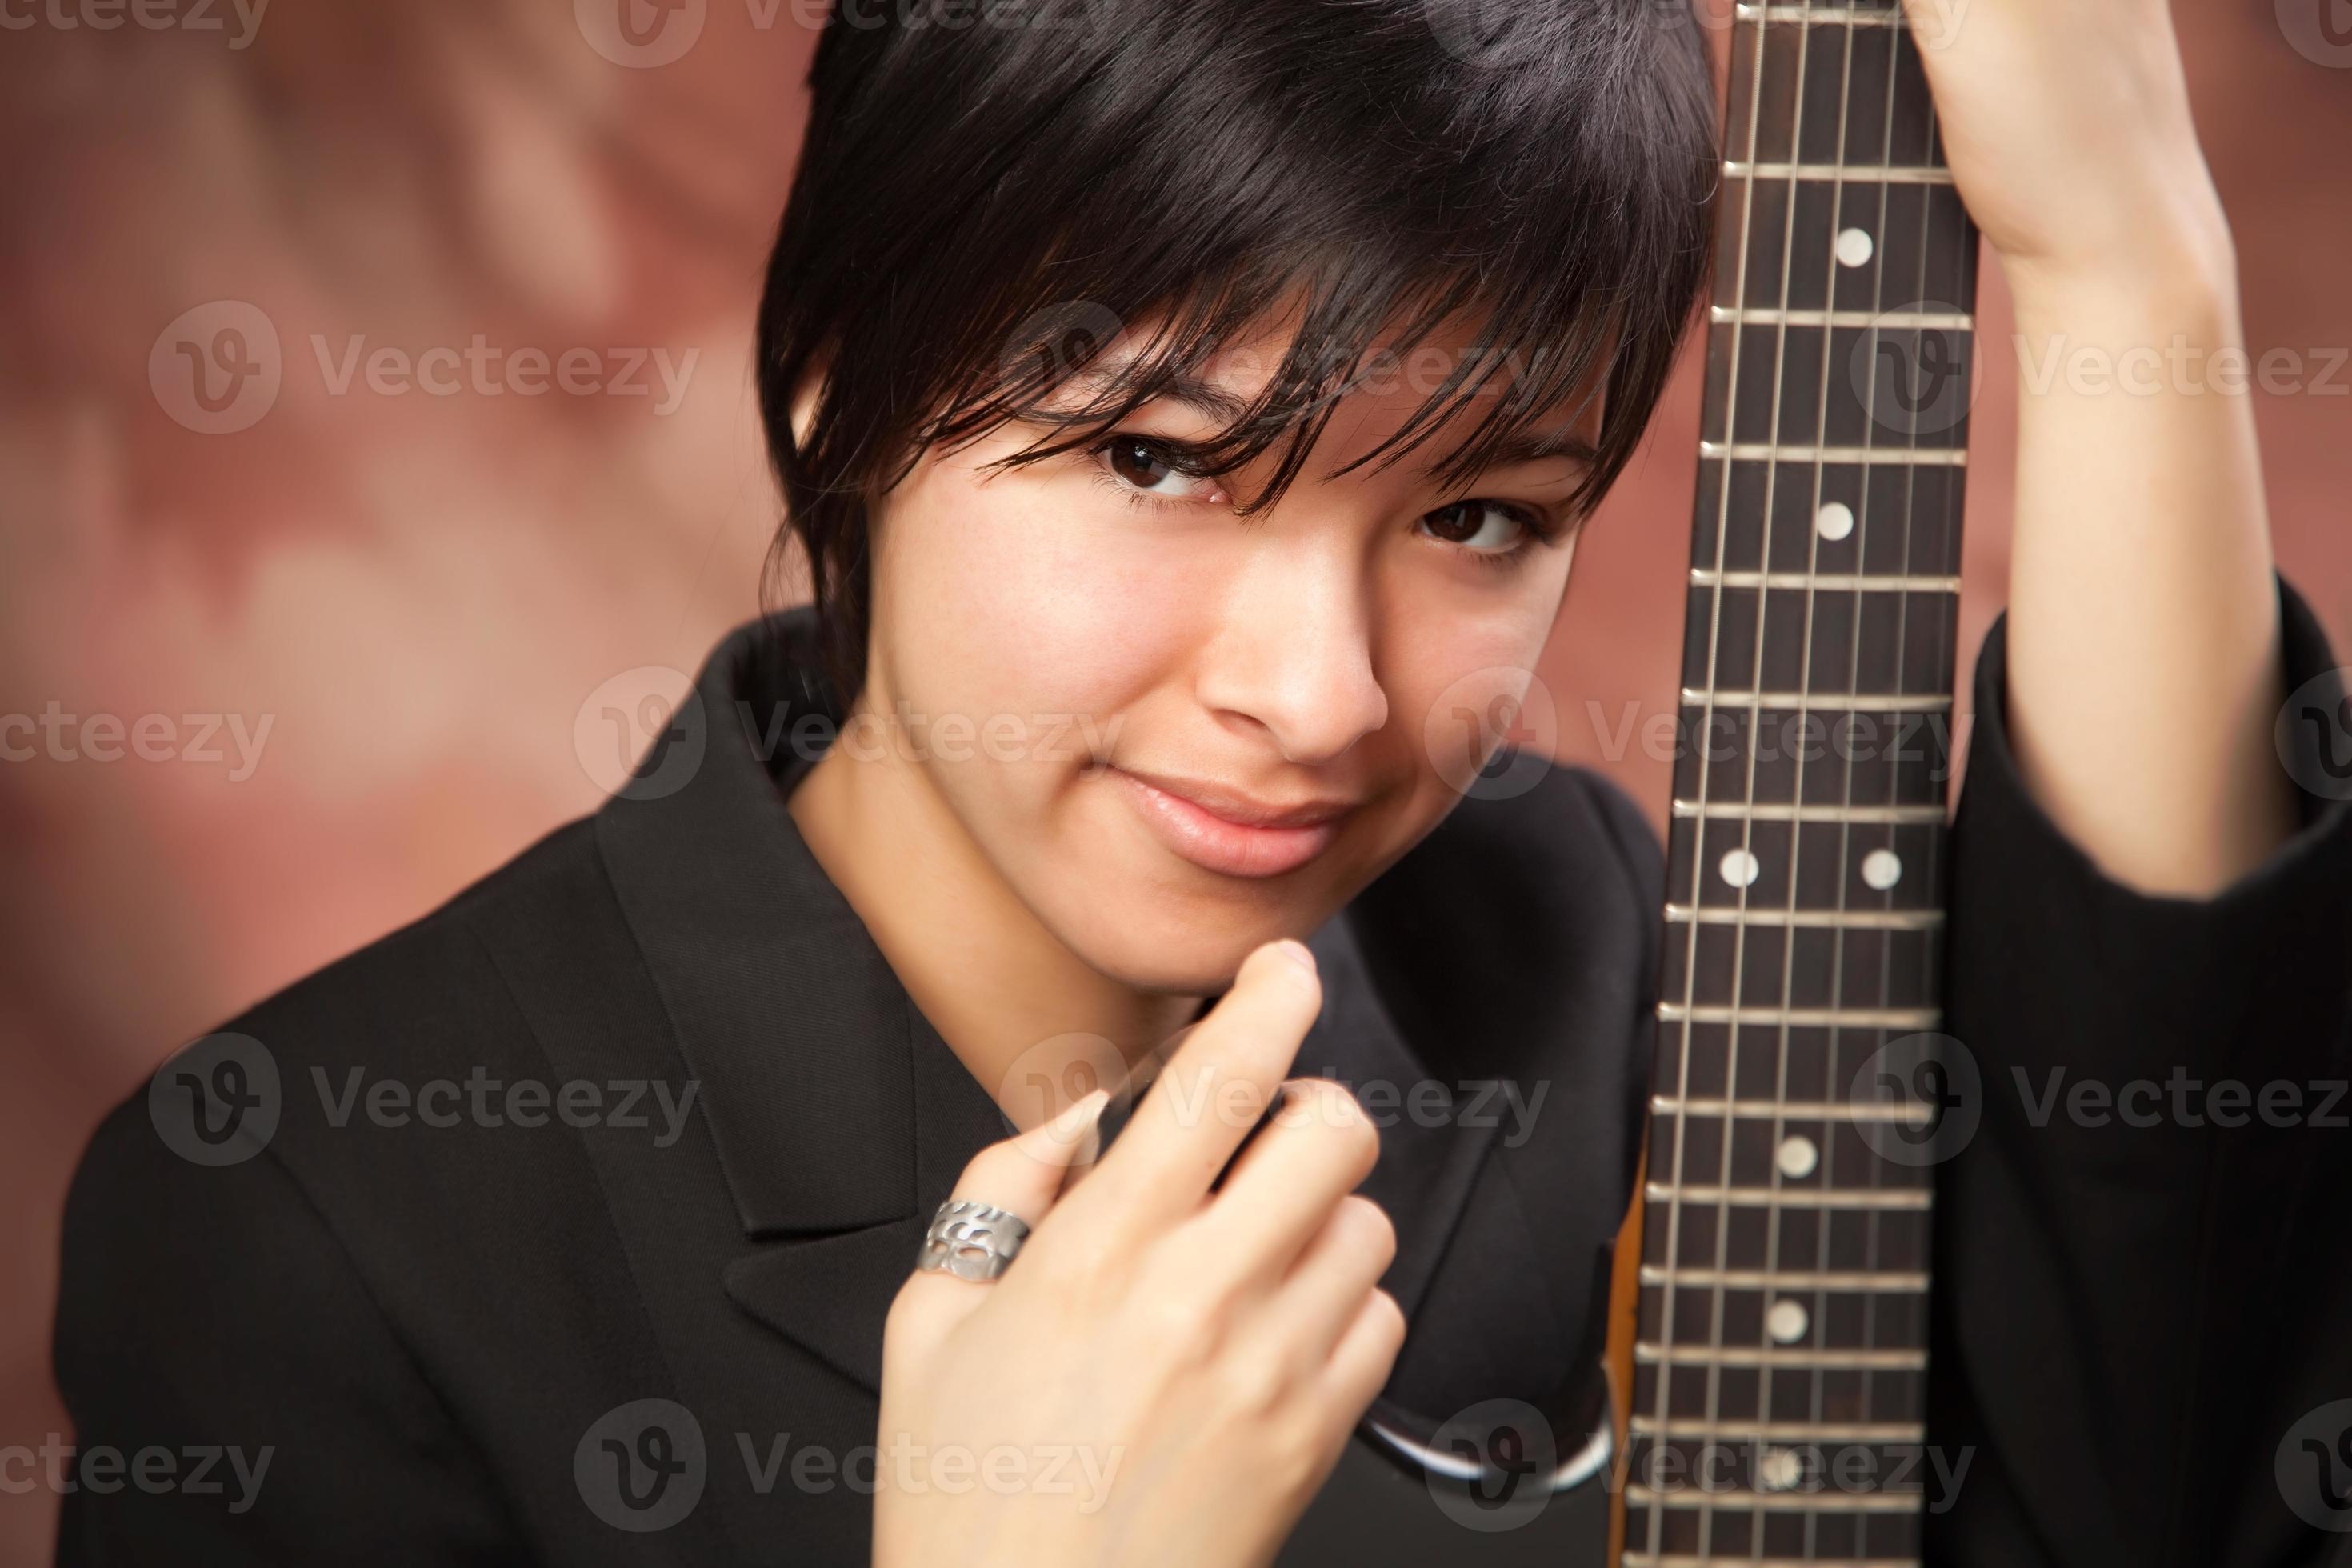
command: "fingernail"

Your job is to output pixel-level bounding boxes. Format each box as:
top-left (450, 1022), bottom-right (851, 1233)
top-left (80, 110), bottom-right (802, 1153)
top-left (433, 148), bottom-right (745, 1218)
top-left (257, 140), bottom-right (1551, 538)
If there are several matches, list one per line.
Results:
top-left (1048, 1088), bottom-right (1110, 1134)
top-left (1268, 938), bottom-right (1317, 975)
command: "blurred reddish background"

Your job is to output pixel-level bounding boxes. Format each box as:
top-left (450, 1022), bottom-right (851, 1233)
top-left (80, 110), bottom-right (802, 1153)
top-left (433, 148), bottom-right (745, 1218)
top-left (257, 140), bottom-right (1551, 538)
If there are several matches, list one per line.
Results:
top-left (2, 3), bottom-right (2346, 1560)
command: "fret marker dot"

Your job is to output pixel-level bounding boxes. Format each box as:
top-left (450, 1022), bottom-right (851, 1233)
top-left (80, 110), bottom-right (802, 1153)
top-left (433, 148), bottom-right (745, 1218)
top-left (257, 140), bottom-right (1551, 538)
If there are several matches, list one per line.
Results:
top-left (1759, 1448), bottom-right (1805, 1492)
top-left (1767, 1299), bottom-right (1810, 1345)
top-left (1776, 1134), bottom-right (1819, 1179)
top-left (1862, 848), bottom-right (1904, 890)
top-left (1836, 227), bottom-right (1875, 269)
top-left (1816, 501), bottom-right (1855, 542)
top-left (1718, 849), bottom-right (1762, 890)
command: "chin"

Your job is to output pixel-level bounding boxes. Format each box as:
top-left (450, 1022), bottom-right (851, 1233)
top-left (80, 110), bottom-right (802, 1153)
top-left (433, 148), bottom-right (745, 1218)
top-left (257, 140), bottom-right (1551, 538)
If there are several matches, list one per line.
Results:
top-left (1045, 878), bottom-right (1329, 998)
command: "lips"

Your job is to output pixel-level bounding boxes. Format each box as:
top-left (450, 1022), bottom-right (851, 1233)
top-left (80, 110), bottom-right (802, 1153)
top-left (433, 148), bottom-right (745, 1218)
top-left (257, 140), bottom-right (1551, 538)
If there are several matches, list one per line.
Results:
top-left (1110, 767), bottom-right (1355, 878)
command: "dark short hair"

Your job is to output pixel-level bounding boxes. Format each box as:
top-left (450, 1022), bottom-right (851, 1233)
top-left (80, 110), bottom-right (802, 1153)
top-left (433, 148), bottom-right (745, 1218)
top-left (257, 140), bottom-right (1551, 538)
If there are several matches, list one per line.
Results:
top-left (756, 0), bottom-right (1719, 702)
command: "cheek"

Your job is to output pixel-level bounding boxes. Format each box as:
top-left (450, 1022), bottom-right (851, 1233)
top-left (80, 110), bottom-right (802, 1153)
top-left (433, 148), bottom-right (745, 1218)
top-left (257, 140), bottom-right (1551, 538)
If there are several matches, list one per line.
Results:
top-left (1380, 577), bottom-right (1566, 780)
top-left (871, 458), bottom-right (1198, 784)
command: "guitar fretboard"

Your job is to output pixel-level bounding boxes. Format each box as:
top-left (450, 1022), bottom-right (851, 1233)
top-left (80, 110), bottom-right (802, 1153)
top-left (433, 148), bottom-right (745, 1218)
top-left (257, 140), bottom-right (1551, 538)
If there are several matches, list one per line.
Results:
top-left (1626, 2), bottom-right (1978, 1563)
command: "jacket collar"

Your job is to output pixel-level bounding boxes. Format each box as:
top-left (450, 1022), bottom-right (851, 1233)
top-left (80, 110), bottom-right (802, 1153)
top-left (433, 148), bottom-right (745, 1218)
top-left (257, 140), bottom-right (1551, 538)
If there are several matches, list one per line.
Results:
top-left (592, 607), bottom-right (1502, 1398)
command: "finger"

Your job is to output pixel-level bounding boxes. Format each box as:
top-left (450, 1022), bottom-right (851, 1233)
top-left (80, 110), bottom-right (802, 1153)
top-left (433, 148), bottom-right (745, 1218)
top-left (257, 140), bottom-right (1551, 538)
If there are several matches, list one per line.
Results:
top-left (896, 1088), bottom-right (1110, 1326)
top-left (1193, 1078), bottom-right (1380, 1286)
top-left (1265, 1194), bottom-right (1398, 1360)
top-left (1075, 940), bottom-right (1322, 1226)
top-left (1318, 1286), bottom-right (1407, 1425)
top-left (948, 1086), bottom-right (1112, 1226)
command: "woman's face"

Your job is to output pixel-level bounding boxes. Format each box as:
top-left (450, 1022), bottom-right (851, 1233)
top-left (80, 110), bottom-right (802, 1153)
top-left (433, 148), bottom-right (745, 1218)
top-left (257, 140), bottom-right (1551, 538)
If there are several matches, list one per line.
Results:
top-left (856, 317), bottom-right (1602, 994)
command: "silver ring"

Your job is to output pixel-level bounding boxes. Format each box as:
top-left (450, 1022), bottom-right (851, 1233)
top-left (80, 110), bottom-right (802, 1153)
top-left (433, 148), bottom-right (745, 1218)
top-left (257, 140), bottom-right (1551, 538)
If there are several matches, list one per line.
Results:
top-left (915, 1199), bottom-right (1032, 1282)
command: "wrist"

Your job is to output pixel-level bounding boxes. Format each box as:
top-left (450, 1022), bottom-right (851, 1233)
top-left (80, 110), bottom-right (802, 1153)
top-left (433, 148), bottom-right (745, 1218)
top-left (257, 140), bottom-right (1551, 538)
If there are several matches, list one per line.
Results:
top-left (2001, 204), bottom-right (2240, 340)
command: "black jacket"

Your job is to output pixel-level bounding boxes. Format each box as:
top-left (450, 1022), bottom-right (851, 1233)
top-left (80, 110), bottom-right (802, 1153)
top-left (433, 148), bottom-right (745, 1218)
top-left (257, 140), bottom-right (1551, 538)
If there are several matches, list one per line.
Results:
top-left (51, 578), bottom-right (2352, 1566)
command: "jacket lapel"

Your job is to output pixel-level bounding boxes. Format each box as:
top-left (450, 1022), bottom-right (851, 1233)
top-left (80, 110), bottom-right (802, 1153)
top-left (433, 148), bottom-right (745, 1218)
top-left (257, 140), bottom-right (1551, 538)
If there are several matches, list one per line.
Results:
top-left (720, 1002), bottom-right (1013, 1394)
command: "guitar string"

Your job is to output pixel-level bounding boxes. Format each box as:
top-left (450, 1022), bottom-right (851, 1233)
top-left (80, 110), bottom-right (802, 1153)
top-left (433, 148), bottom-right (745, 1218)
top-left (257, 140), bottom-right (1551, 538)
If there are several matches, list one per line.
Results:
top-left (1845, 6), bottom-right (1914, 1554)
top-left (1866, 10), bottom-right (1952, 1556)
top-left (1703, 3), bottom-right (1821, 1552)
top-left (1641, 0), bottom-right (1778, 1554)
top-left (1712, 0), bottom-right (1834, 1551)
top-left (1758, 2), bottom-right (1864, 1558)
top-left (1881, 33), bottom-right (1976, 1559)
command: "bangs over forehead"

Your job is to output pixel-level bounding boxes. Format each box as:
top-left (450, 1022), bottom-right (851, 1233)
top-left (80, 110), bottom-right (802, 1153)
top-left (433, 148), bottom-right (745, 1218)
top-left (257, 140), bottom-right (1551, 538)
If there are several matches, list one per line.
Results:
top-left (758, 0), bottom-right (1721, 697)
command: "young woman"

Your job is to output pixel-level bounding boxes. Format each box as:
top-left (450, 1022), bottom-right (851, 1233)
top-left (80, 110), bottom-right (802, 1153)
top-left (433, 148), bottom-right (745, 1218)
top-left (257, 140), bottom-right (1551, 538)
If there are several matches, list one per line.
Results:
top-left (54, 1), bottom-right (2352, 1565)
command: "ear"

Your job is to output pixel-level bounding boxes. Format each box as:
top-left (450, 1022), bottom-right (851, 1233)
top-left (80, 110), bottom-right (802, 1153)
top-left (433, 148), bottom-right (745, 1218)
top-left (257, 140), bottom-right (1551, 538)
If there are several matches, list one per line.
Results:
top-left (786, 350), bottom-right (834, 453)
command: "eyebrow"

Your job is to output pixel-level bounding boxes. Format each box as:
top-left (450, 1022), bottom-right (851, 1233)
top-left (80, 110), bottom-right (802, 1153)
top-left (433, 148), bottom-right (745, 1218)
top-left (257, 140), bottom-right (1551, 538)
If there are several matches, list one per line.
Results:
top-left (1064, 369), bottom-right (1599, 475)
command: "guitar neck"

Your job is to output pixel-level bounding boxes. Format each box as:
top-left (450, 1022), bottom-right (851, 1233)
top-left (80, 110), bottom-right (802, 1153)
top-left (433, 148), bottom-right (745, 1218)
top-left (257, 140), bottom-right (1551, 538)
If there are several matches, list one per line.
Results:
top-left (1624, 2), bottom-right (1980, 1562)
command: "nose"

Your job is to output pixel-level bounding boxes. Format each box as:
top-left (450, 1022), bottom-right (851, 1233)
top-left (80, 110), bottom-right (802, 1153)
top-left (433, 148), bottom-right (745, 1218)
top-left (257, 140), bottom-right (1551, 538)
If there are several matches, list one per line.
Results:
top-left (1194, 530), bottom-right (1390, 766)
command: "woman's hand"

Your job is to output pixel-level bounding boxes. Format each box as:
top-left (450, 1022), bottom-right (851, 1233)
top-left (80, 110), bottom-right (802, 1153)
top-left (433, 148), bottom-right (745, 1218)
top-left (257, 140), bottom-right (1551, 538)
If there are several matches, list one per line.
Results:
top-left (873, 938), bottom-right (1405, 1568)
top-left (1901, 0), bottom-right (2228, 286)
top-left (1900, 0), bottom-right (2296, 897)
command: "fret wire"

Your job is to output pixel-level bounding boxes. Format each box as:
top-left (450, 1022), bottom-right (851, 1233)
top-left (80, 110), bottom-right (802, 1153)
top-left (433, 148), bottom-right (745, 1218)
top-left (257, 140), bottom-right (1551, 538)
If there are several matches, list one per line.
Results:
top-left (1726, 159), bottom-right (1954, 184)
top-left (1635, 1345), bottom-right (1928, 1370)
top-left (1647, 1184), bottom-right (1932, 1210)
top-left (1711, 304), bottom-right (1974, 330)
top-left (1656, 1002), bottom-right (1943, 1028)
top-left (1633, 1417), bottom-right (1928, 1444)
top-left (1651, 1094), bottom-right (1931, 1120)
top-left (1698, 441), bottom-right (1968, 466)
top-left (1640, 1266), bottom-right (1930, 1290)
top-left (1671, 802), bottom-right (1948, 825)
top-left (1665, 903), bottom-right (1946, 929)
top-left (1734, 2), bottom-right (1911, 22)
top-left (1626, 1485), bottom-right (1928, 1512)
top-left (1682, 689), bottom-right (1954, 711)
top-left (1627, 1561), bottom-right (1916, 1568)
top-left (1690, 567), bottom-right (1961, 590)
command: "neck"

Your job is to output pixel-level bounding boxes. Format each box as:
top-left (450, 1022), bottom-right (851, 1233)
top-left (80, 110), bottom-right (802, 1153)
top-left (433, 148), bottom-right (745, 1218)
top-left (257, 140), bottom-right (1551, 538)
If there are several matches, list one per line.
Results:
top-left (785, 689), bottom-right (1204, 1131)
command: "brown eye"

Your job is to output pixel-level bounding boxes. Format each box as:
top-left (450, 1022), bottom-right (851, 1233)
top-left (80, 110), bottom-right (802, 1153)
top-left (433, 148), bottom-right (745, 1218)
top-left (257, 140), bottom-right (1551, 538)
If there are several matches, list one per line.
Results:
top-left (1097, 436), bottom-right (1226, 504)
top-left (1422, 500), bottom-right (1530, 554)
top-left (1107, 438), bottom-right (1178, 490)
